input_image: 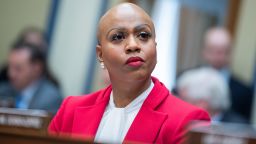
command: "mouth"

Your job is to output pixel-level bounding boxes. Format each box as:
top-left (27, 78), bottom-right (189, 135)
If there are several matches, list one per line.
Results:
top-left (125, 56), bottom-right (145, 67)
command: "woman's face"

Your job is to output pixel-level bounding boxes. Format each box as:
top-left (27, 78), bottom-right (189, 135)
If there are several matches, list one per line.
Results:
top-left (97, 7), bottom-right (157, 82)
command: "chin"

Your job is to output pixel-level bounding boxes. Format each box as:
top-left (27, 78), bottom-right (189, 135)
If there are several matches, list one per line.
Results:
top-left (127, 71), bottom-right (151, 82)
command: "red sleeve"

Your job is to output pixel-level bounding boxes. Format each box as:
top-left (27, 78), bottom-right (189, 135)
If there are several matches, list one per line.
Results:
top-left (48, 96), bottom-right (73, 134)
top-left (171, 109), bottom-right (210, 144)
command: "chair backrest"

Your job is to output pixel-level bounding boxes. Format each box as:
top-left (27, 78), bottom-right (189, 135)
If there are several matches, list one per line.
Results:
top-left (187, 121), bottom-right (256, 144)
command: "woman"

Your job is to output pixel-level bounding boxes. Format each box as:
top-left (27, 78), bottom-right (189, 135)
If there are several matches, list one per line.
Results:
top-left (48, 3), bottom-right (210, 143)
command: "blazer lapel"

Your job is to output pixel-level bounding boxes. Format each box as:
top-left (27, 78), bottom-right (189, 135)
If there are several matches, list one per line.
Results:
top-left (124, 77), bottom-right (170, 143)
top-left (124, 106), bottom-right (167, 143)
top-left (72, 86), bottom-right (111, 139)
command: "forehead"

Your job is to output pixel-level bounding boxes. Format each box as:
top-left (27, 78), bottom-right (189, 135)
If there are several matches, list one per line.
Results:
top-left (205, 30), bottom-right (231, 46)
top-left (9, 48), bottom-right (31, 62)
top-left (99, 4), bottom-right (154, 34)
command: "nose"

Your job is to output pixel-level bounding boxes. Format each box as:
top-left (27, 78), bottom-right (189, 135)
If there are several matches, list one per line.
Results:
top-left (125, 36), bottom-right (141, 54)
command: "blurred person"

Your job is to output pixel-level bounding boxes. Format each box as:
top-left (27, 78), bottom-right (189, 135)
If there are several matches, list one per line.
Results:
top-left (177, 68), bottom-right (248, 124)
top-left (0, 26), bottom-right (46, 83)
top-left (0, 43), bottom-right (62, 114)
top-left (48, 3), bottom-right (210, 144)
top-left (203, 27), bottom-right (231, 70)
top-left (0, 26), bottom-right (59, 87)
top-left (15, 26), bottom-right (48, 50)
top-left (202, 27), bottom-right (253, 121)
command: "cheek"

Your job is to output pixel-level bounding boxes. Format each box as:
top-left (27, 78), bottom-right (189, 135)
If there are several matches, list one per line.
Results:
top-left (102, 45), bottom-right (124, 67)
top-left (145, 43), bottom-right (157, 64)
top-left (21, 66), bottom-right (33, 78)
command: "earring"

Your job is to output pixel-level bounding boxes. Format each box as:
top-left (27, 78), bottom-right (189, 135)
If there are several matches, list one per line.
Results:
top-left (100, 62), bottom-right (105, 69)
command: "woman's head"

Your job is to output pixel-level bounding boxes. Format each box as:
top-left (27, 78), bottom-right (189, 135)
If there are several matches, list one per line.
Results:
top-left (96, 3), bottom-right (157, 83)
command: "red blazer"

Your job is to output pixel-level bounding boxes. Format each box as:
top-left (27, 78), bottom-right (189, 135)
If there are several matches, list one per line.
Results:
top-left (48, 77), bottom-right (210, 143)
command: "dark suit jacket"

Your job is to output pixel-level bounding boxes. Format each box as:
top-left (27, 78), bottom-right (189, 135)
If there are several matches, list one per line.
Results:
top-left (229, 76), bottom-right (253, 121)
top-left (0, 78), bottom-right (63, 114)
top-left (221, 110), bottom-right (249, 124)
top-left (0, 65), bottom-right (8, 83)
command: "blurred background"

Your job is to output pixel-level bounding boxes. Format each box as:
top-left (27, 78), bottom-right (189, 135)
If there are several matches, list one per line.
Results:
top-left (0, 0), bottom-right (255, 123)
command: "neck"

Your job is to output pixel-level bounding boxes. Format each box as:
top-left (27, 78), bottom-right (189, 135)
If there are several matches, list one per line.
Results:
top-left (110, 76), bottom-right (151, 108)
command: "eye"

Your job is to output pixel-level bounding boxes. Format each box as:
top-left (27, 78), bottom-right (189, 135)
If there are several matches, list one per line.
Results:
top-left (111, 32), bottom-right (125, 42)
top-left (137, 31), bottom-right (151, 41)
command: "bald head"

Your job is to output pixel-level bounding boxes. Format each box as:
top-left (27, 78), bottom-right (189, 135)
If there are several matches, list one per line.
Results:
top-left (204, 27), bottom-right (232, 48)
top-left (203, 27), bottom-right (232, 69)
top-left (97, 3), bottom-right (155, 44)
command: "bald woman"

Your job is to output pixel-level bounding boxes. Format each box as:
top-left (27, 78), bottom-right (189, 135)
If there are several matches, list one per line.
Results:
top-left (48, 3), bottom-right (210, 143)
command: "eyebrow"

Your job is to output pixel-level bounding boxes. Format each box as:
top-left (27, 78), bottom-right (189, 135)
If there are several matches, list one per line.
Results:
top-left (134, 24), bottom-right (152, 32)
top-left (106, 24), bottom-right (152, 38)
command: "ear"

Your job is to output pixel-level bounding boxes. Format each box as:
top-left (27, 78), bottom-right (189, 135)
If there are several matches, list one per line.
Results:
top-left (96, 44), bottom-right (103, 62)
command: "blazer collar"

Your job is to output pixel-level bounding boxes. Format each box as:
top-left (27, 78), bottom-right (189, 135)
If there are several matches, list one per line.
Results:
top-left (72, 86), bottom-right (112, 137)
top-left (143, 77), bottom-right (170, 109)
top-left (124, 77), bottom-right (169, 143)
top-left (72, 77), bottom-right (169, 143)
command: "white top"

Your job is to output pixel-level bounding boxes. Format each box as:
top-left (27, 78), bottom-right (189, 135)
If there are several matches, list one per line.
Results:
top-left (94, 81), bottom-right (154, 143)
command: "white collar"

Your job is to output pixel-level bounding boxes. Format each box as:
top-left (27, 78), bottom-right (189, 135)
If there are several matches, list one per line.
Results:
top-left (94, 80), bottom-right (155, 143)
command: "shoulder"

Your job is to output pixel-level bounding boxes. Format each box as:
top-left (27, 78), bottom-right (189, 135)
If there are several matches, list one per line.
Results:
top-left (54, 86), bottom-right (110, 117)
top-left (0, 82), bottom-right (16, 98)
top-left (34, 79), bottom-right (63, 104)
top-left (63, 86), bottom-right (110, 108)
top-left (157, 94), bottom-right (210, 143)
top-left (0, 82), bottom-right (14, 91)
top-left (38, 79), bottom-right (60, 94)
top-left (230, 75), bottom-right (252, 90)
top-left (229, 75), bottom-right (253, 99)
top-left (48, 86), bottom-right (110, 133)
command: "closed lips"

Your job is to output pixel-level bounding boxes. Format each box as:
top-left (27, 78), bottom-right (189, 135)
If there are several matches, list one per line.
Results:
top-left (126, 57), bottom-right (144, 64)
